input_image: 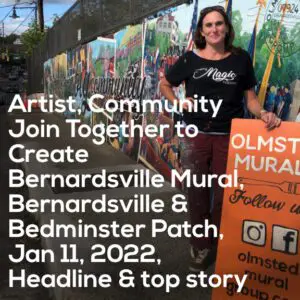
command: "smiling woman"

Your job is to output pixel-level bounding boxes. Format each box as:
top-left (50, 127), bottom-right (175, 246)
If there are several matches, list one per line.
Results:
top-left (159, 5), bottom-right (280, 273)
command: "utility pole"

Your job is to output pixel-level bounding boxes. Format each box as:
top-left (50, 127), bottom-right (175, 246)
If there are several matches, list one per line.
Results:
top-left (37, 0), bottom-right (44, 32)
top-left (35, 5), bottom-right (38, 27)
top-left (1, 22), bottom-right (4, 48)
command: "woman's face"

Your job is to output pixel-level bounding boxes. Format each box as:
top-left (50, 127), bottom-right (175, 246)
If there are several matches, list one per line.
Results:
top-left (200, 11), bottom-right (228, 47)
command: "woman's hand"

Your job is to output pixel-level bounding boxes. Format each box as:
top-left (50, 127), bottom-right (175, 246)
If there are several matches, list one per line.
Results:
top-left (260, 110), bottom-right (281, 130)
top-left (245, 89), bottom-right (281, 130)
top-left (182, 97), bottom-right (195, 111)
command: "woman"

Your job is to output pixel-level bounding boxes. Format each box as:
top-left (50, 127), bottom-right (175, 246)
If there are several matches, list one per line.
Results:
top-left (160, 5), bottom-right (280, 272)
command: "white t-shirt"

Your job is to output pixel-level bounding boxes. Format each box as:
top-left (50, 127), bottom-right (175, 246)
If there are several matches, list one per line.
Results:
top-left (296, 113), bottom-right (300, 122)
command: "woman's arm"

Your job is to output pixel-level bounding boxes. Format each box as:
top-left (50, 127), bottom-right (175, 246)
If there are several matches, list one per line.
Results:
top-left (245, 88), bottom-right (281, 130)
top-left (160, 77), bottom-right (192, 110)
top-left (160, 77), bottom-right (178, 105)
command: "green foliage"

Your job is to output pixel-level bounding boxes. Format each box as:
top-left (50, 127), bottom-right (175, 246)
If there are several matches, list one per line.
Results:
top-left (256, 19), bottom-right (300, 86)
top-left (232, 11), bottom-right (251, 49)
top-left (155, 33), bottom-right (169, 55)
top-left (95, 60), bottom-right (104, 77)
top-left (52, 14), bottom-right (60, 25)
top-left (20, 22), bottom-right (46, 55)
top-left (232, 10), bottom-right (242, 37)
top-left (0, 34), bottom-right (19, 44)
top-left (130, 46), bottom-right (142, 64)
top-left (232, 10), bottom-right (299, 86)
top-left (178, 31), bottom-right (186, 44)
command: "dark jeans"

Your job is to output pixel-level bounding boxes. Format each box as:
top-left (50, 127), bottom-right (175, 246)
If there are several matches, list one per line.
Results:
top-left (180, 132), bottom-right (230, 250)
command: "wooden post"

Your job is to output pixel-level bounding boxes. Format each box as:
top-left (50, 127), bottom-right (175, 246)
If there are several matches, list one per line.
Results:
top-left (37, 0), bottom-right (44, 32)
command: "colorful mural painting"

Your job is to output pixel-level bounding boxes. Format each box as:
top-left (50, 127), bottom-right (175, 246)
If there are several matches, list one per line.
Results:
top-left (66, 44), bottom-right (90, 123)
top-left (114, 24), bottom-right (143, 79)
top-left (53, 53), bottom-right (67, 100)
top-left (139, 3), bottom-right (191, 180)
top-left (88, 37), bottom-right (115, 81)
top-left (43, 0), bottom-right (300, 178)
top-left (88, 37), bottom-right (116, 142)
top-left (44, 58), bottom-right (53, 100)
top-left (105, 24), bottom-right (145, 160)
top-left (44, 53), bottom-right (67, 101)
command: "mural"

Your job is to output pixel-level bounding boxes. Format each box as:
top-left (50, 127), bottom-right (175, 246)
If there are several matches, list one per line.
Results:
top-left (66, 45), bottom-right (90, 124)
top-left (44, 53), bottom-right (67, 101)
top-left (114, 25), bottom-right (143, 79)
top-left (88, 37), bottom-right (115, 81)
top-left (88, 37), bottom-right (116, 143)
top-left (43, 0), bottom-right (300, 179)
top-left (53, 53), bottom-right (67, 100)
top-left (139, 3), bottom-right (191, 181)
top-left (44, 58), bottom-right (53, 100)
top-left (107, 24), bottom-right (145, 160)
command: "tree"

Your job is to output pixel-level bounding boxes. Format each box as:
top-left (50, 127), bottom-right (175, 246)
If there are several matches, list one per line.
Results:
top-left (254, 19), bottom-right (300, 86)
top-left (52, 14), bottom-right (60, 25)
top-left (155, 33), bottom-right (169, 55)
top-left (0, 34), bottom-right (19, 44)
top-left (232, 10), bottom-right (242, 38)
top-left (231, 10), bottom-right (251, 50)
top-left (20, 21), bottom-right (45, 55)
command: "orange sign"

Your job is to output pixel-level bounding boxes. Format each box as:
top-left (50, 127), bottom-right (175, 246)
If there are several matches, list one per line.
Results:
top-left (212, 119), bottom-right (300, 300)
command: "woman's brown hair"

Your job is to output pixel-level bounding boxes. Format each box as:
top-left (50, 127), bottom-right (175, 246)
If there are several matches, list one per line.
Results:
top-left (194, 5), bottom-right (239, 53)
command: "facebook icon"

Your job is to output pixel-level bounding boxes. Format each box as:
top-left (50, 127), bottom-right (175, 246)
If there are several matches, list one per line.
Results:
top-left (283, 231), bottom-right (296, 253)
top-left (272, 226), bottom-right (298, 255)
